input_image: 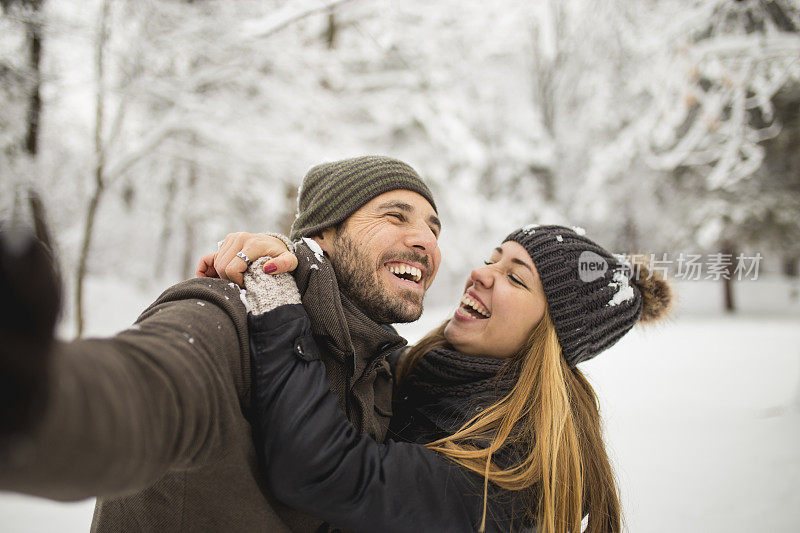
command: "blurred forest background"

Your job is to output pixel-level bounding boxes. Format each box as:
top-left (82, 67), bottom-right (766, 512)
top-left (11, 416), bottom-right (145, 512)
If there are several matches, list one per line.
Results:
top-left (2, 2), bottom-right (800, 532)
top-left (1, 0), bottom-right (799, 337)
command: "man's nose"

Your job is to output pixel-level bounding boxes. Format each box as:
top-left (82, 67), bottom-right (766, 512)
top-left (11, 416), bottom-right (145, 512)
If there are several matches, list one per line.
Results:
top-left (404, 223), bottom-right (439, 254)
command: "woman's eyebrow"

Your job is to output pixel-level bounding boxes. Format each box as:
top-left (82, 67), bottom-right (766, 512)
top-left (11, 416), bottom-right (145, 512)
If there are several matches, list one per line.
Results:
top-left (494, 247), bottom-right (534, 274)
top-left (511, 258), bottom-right (534, 274)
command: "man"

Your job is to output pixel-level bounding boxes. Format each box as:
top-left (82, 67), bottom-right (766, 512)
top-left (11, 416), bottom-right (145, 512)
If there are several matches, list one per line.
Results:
top-left (0, 155), bottom-right (441, 532)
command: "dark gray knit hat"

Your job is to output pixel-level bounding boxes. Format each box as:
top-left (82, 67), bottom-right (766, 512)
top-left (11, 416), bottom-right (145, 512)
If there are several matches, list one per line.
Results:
top-left (505, 225), bottom-right (646, 367)
top-left (290, 156), bottom-right (437, 240)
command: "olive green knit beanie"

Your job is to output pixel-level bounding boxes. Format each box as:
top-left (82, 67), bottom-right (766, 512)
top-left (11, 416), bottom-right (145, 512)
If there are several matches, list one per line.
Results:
top-left (289, 156), bottom-right (437, 240)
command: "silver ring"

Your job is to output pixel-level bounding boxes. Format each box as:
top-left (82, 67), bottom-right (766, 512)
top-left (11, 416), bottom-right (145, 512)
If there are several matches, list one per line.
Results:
top-left (236, 251), bottom-right (252, 267)
top-left (217, 240), bottom-right (224, 250)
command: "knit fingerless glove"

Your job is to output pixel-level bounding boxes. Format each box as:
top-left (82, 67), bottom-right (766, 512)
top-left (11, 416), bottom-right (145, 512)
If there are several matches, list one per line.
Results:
top-left (243, 256), bottom-right (301, 315)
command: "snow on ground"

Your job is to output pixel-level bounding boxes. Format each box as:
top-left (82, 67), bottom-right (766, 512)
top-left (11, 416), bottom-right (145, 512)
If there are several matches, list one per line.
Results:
top-left (1, 277), bottom-right (799, 532)
top-left (583, 317), bottom-right (800, 532)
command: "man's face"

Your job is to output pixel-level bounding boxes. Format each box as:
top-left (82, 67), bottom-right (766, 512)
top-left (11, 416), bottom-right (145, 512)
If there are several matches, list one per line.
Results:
top-left (315, 190), bottom-right (441, 324)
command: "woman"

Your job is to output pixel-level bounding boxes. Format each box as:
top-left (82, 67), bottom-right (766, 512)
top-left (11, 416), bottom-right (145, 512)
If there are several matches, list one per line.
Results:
top-left (237, 224), bottom-right (671, 532)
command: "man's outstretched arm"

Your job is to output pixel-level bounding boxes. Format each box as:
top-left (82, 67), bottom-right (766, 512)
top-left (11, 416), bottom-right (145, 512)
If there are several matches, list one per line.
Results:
top-left (0, 232), bottom-right (251, 502)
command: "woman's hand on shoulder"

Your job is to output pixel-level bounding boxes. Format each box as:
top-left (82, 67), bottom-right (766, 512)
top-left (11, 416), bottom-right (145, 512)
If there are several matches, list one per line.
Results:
top-left (196, 232), bottom-right (298, 287)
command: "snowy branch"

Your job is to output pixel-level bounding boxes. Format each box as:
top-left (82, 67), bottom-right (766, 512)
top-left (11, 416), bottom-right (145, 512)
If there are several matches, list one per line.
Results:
top-left (104, 116), bottom-right (189, 183)
top-left (242, 0), bottom-right (355, 40)
top-left (691, 33), bottom-right (800, 58)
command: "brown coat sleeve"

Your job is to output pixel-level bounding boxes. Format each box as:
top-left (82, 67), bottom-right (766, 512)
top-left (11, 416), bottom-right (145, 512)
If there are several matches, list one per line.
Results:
top-left (0, 278), bottom-right (251, 501)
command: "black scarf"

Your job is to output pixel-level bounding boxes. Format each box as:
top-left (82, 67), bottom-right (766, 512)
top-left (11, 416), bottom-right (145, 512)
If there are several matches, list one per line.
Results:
top-left (404, 346), bottom-right (519, 401)
top-left (389, 345), bottom-right (521, 449)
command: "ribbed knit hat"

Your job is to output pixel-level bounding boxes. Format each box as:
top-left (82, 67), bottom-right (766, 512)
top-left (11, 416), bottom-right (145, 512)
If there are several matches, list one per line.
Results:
top-left (290, 156), bottom-right (437, 240)
top-left (505, 224), bottom-right (653, 366)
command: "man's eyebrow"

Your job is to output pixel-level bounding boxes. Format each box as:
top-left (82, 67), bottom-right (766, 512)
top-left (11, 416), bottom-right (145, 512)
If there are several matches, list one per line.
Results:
top-left (378, 201), bottom-right (413, 212)
top-left (378, 201), bottom-right (441, 233)
top-left (493, 247), bottom-right (534, 274)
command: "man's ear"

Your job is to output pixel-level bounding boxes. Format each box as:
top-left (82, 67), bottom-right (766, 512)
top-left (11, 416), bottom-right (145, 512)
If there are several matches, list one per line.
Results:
top-left (311, 227), bottom-right (337, 255)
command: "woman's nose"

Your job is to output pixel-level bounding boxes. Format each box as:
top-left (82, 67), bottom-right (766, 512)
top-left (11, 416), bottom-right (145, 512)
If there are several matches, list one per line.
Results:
top-left (469, 264), bottom-right (494, 288)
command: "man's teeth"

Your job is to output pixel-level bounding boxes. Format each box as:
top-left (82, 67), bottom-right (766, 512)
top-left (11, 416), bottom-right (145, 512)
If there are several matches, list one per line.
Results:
top-left (460, 295), bottom-right (490, 318)
top-left (387, 263), bottom-right (422, 282)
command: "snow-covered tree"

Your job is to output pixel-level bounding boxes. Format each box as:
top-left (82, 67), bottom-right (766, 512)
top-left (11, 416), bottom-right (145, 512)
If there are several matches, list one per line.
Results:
top-left (4, 0), bottom-right (799, 329)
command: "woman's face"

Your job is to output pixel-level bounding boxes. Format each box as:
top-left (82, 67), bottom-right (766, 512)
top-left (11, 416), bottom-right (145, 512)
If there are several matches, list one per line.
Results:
top-left (444, 241), bottom-right (547, 358)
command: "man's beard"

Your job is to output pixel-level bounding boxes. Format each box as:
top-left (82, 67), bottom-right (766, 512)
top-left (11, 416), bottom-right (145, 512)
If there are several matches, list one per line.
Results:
top-left (327, 230), bottom-right (425, 324)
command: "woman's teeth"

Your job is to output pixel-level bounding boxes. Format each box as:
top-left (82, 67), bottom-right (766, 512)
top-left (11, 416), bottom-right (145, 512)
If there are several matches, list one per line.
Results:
top-left (387, 263), bottom-right (422, 282)
top-left (460, 295), bottom-right (490, 318)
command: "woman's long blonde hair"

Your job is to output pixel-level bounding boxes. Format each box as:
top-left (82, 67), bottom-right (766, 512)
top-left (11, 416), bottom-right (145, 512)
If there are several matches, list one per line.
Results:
top-left (396, 306), bottom-right (621, 532)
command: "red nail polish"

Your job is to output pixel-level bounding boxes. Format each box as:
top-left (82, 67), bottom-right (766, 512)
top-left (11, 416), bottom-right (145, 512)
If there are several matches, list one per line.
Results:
top-left (264, 263), bottom-right (277, 274)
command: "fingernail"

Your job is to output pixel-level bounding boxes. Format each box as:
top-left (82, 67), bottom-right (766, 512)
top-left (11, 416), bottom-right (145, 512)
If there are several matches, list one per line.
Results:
top-left (264, 262), bottom-right (277, 274)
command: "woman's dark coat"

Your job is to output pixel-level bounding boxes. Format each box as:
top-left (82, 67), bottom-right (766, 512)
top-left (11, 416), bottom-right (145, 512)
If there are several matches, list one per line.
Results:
top-left (250, 304), bottom-right (532, 533)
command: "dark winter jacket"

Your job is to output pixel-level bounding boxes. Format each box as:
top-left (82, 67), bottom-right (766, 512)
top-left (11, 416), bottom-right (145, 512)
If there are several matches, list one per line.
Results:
top-left (250, 304), bottom-right (533, 533)
top-left (0, 241), bottom-right (404, 532)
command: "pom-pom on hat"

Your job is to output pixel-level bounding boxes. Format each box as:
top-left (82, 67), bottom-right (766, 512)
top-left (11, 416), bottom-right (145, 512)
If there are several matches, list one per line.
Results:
top-left (504, 224), bottom-right (671, 366)
top-left (290, 155), bottom-right (437, 240)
